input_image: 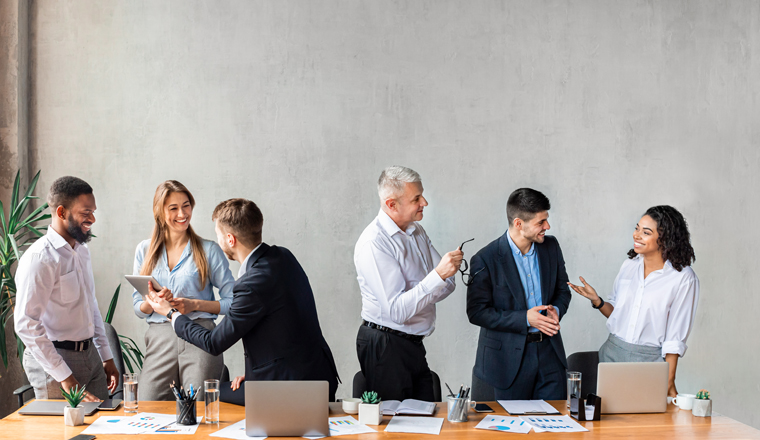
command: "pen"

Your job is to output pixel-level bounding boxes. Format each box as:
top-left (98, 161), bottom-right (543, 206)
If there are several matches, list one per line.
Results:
top-left (445, 382), bottom-right (455, 397)
top-left (457, 385), bottom-right (464, 398)
top-left (189, 384), bottom-right (194, 400)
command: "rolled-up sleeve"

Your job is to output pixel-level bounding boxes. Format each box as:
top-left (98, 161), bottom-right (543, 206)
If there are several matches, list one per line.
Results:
top-left (207, 242), bottom-right (235, 315)
top-left (661, 276), bottom-right (700, 358)
top-left (131, 242), bottom-right (151, 319)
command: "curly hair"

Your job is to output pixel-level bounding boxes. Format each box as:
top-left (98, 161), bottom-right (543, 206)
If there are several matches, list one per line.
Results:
top-left (627, 205), bottom-right (695, 271)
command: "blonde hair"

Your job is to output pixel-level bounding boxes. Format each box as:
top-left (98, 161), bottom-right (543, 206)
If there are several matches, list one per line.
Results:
top-left (140, 180), bottom-right (209, 289)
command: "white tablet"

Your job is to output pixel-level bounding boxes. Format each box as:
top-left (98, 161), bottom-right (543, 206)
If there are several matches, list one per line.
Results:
top-left (125, 275), bottom-right (165, 297)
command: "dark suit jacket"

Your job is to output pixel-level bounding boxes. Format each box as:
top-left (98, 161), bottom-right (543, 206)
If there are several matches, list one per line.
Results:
top-left (173, 243), bottom-right (340, 398)
top-left (467, 232), bottom-right (571, 390)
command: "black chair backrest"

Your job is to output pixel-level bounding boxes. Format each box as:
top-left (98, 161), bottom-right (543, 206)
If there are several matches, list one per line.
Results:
top-left (103, 322), bottom-right (125, 399)
top-left (220, 364), bottom-right (230, 383)
top-left (352, 370), bottom-right (442, 401)
top-left (566, 351), bottom-right (599, 397)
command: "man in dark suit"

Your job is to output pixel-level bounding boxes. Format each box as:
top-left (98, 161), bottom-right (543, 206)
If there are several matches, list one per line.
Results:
top-left (146, 198), bottom-right (339, 405)
top-left (467, 188), bottom-right (571, 400)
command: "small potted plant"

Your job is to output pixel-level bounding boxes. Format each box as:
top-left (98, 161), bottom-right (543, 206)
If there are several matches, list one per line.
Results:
top-left (61, 385), bottom-right (87, 426)
top-left (692, 389), bottom-right (712, 417)
top-left (358, 391), bottom-right (382, 425)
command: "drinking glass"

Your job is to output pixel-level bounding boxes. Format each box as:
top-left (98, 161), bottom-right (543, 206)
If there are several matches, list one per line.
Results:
top-left (123, 373), bottom-right (139, 414)
top-left (567, 371), bottom-right (582, 409)
top-left (204, 379), bottom-right (220, 424)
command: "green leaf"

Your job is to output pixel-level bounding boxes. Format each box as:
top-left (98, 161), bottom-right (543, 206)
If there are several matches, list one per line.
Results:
top-left (0, 199), bottom-right (7, 236)
top-left (8, 235), bottom-right (21, 263)
top-left (10, 171), bottom-right (20, 216)
top-left (23, 171), bottom-right (42, 202)
top-left (105, 284), bottom-right (120, 324)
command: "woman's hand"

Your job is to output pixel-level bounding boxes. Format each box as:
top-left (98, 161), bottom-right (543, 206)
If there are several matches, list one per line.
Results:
top-left (668, 382), bottom-right (678, 398)
top-left (169, 298), bottom-right (196, 315)
top-left (148, 281), bottom-right (173, 302)
top-left (567, 277), bottom-right (601, 306)
top-left (230, 376), bottom-right (245, 391)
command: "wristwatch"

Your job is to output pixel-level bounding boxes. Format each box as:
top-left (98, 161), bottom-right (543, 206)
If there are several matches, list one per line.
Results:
top-left (166, 308), bottom-right (180, 320)
top-left (592, 297), bottom-right (605, 309)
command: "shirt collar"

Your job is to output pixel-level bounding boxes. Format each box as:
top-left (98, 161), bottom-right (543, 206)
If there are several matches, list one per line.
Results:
top-left (46, 226), bottom-right (76, 251)
top-left (377, 209), bottom-right (416, 236)
top-left (506, 229), bottom-right (535, 257)
top-left (238, 243), bottom-right (263, 278)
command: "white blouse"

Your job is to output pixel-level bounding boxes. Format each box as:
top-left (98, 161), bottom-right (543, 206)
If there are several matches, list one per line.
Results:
top-left (606, 255), bottom-right (699, 358)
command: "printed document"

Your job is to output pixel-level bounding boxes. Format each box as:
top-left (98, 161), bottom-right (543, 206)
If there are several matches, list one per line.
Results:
top-left (475, 415), bottom-right (532, 434)
top-left (381, 399), bottom-right (436, 415)
top-left (385, 416), bottom-right (444, 435)
top-left (498, 400), bottom-right (560, 415)
top-left (519, 415), bottom-right (589, 433)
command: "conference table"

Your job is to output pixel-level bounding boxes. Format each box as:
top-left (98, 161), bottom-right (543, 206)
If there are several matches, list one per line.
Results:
top-left (3, 400), bottom-right (760, 439)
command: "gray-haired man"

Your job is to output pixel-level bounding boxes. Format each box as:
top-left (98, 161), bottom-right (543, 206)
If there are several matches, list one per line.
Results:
top-left (354, 166), bottom-right (463, 401)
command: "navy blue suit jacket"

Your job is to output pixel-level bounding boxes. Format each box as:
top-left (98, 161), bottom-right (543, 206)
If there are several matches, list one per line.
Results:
top-left (467, 232), bottom-right (571, 389)
top-left (173, 243), bottom-right (339, 396)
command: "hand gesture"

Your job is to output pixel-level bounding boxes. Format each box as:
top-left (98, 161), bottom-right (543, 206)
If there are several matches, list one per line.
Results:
top-left (103, 359), bottom-right (119, 394)
top-left (149, 281), bottom-right (173, 302)
top-left (230, 376), bottom-right (245, 391)
top-left (169, 297), bottom-right (196, 315)
top-left (435, 248), bottom-right (464, 280)
top-left (567, 277), bottom-right (600, 303)
top-left (145, 285), bottom-right (173, 317)
top-left (527, 305), bottom-right (560, 336)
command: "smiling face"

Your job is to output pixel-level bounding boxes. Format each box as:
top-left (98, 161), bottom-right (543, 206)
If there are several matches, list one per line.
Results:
top-left (62, 193), bottom-right (97, 244)
top-left (163, 191), bottom-right (192, 235)
top-left (515, 210), bottom-right (550, 244)
top-left (386, 181), bottom-right (428, 230)
top-left (633, 214), bottom-right (660, 256)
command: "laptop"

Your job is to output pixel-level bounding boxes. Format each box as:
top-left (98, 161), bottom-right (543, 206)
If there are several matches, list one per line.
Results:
top-left (245, 381), bottom-right (329, 437)
top-left (596, 362), bottom-right (669, 414)
top-left (19, 400), bottom-right (101, 416)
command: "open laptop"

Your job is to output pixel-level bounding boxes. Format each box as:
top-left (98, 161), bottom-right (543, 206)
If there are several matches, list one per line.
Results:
top-left (245, 381), bottom-right (329, 437)
top-left (19, 400), bottom-right (101, 416)
top-left (596, 362), bottom-right (669, 414)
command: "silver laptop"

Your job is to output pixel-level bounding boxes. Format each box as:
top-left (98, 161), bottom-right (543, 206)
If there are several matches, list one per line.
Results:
top-left (245, 381), bottom-right (329, 437)
top-left (596, 362), bottom-right (668, 414)
top-left (19, 400), bottom-right (101, 416)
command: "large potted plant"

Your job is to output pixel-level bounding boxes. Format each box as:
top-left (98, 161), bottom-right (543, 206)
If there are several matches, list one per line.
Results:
top-left (358, 391), bottom-right (382, 425)
top-left (0, 170), bottom-right (49, 373)
top-left (61, 385), bottom-right (87, 426)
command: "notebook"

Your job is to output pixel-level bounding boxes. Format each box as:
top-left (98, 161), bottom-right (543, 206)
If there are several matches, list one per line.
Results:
top-left (381, 399), bottom-right (436, 415)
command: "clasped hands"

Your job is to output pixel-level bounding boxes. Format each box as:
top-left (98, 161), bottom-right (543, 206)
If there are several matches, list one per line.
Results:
top-left (527, 304), bottom-right (561, 336)
top-left (144, 281), bottom-right (193, 316)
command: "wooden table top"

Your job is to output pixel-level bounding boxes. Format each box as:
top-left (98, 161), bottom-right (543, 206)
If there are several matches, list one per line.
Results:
top-left (3, 400), bottom-right (759, 439)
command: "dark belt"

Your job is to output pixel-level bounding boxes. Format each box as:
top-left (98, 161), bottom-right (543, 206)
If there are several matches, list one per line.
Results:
top-left (362, 320), bottom-right (424, 344)
top-left (52, 338), bottom-right (92, 352)
top-left (526, 332), bottom-right (546, 343)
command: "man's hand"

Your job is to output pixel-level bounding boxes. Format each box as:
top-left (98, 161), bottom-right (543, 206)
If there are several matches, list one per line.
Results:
top-left (230, 375), bottom-right (245, 391)
top-left (435, 249), bottom-right (464, 280)
top-left (545, 304), bottom-right (559, 323)
top-left (145, 289), bottom-right (173, 316)
top-left (527, 305), bottom-right (560, 336)
top-left (61, 374), bottom-right (99, 402)
top-left (169, 297), bottom-right (196, 315)
top-left (103, 359), bottom-right (119, 394)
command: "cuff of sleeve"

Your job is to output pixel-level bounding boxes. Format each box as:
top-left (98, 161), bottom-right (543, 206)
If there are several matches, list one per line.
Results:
top-left (661, 341), bottom-right (687, 358)
top-left (171, 312), bottom-right (183, 329)
top-left (49, 361), bottom-right (74, 383)
top-left (421, 269), bottom-right (447, 293)
top-left (134, 300), bottom-right (151, 319)
top-left (606, 297), bottom-right (616, 307)
top-left (218, 300), bottom-right (231, 316)
top-left (97, 346), bottom-right (114, 363)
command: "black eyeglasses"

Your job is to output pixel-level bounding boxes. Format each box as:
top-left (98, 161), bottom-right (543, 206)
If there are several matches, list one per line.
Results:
top-left (459, 238), bottom-right (486, 287)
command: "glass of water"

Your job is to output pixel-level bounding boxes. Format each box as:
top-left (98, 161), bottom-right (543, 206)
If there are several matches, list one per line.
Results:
top-left (123, 373), bottom-right (139, 413)
top-left (204, 379), bottom-right (220, 423)
top-left (567, 371), bottom-right (582, 409)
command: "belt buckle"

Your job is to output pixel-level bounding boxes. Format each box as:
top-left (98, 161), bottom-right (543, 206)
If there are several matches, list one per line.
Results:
top-left (75, 341), bottom-right (85, 352)
top-left (538, 332), bottom-right (543, 342)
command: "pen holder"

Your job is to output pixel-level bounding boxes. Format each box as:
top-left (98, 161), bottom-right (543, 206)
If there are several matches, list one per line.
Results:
top-left (447, 396), bottom-right (476, 422)
top-left (570, 393), bottom-right (602, 421)
top-left (176, 399), bottom-right (197, 425)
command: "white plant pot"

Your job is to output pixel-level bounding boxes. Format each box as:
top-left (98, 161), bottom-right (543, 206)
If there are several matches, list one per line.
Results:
top-left (64, 405), bottom-right (85, 426)
top-left (358, 403), bottom-right (382, 425)
top-left (692, 399), bottom-right (712, 417)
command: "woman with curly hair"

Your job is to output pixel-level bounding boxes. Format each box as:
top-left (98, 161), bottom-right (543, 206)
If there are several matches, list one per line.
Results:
top-left (568, 205), bottom-right (699, 398)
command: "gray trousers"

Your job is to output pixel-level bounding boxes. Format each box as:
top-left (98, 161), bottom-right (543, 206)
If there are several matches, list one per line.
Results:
top-left (139, 318), bottom-right (223, 401)
top-left (23, 344), bottom-right (109, 400)
top-left (599, 334), bottom-right (664, 363)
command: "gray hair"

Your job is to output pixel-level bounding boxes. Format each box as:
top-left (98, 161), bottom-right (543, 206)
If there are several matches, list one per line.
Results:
top-left (377, 166), bottom-right (422, 202)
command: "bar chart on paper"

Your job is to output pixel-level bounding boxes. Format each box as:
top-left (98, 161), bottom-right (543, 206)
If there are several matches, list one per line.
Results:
top-left (519, 415), bottom-right (588, 433)
top-left (475, 415), bottom-right (532, 434)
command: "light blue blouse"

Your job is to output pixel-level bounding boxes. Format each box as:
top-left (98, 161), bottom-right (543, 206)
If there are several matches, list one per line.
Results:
top-left (131, 238), bottom-right (235, 323)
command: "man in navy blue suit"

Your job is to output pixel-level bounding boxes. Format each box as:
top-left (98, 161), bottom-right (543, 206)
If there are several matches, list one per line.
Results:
top-left (467, 188), bottom-right (571, 400)
top-left (147, 198), bottom-right (339, 405)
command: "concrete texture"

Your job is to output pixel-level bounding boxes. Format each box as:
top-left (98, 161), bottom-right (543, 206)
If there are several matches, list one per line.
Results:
top-left (0, 0), bottom-right (30, 420)
top-left (10, 0), bottom-right (760, 428)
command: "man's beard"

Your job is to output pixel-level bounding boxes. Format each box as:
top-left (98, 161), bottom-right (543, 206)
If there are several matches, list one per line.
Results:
top-left (67, 216), bottom-right (93, 244)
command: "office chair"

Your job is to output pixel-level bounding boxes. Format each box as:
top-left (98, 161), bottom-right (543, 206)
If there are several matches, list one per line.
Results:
top-left (352, 370), bottom-right (442, 401)
top-left (566, 351), bottom-right (599, 397)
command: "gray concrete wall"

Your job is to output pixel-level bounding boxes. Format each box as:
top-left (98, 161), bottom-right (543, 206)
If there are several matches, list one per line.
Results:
top-left (21, 0), bottom-right (760, 428)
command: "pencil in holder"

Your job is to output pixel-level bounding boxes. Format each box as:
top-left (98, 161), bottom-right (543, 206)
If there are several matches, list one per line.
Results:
top-left (176, 399), bottom-right (197, 425)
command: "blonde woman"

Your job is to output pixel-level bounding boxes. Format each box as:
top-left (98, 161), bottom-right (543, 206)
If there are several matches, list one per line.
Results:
top-left (131, 180), bottom-right (235, 400)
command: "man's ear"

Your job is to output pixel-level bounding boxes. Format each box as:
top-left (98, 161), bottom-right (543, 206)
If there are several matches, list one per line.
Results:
top-left (55, 205), bottom-right (67, 220)
top-left (513, 218), bottom-right (522, 230)
top-left (227, 233), bottom-right (237, 249)
top-left (384, 198), bottom-right (396, 212)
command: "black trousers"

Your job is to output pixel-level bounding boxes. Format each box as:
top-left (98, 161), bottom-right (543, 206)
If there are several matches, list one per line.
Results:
top-left (356, 325), bottom-right (434, 402)
top-left (492, 337), bottom-right (567, 400)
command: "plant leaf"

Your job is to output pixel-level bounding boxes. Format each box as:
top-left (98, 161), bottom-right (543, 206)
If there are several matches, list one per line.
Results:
top-left (10, 171), bottom-right (20, 216)
top-left (105, 284), bottom-right (120, 324)
top-left (8, 235), bottom-right (21, 264)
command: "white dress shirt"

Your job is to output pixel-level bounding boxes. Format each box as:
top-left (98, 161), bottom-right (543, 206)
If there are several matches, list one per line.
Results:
top-left (354, 209), bottom-right (456, 336)
top-left (605, 255), bottom-right (699, 358)
top-left (14, 227), bottom-right (114, 382)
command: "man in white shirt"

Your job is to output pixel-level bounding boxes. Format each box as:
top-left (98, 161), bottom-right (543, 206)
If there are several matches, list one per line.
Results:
top-left (354, 166), bottom-right (463, 401)
top-left (15, 176), bottom-right (118, 401)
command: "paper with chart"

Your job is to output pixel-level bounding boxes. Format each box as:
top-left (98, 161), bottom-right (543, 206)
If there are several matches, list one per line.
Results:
top-left (475, 415), bottom-right (532, 434)
top-left (137, 412), bottom-right (202, 434)
top-left (82, 412), bottom-right (202, 435)
top-left (209, 419), bottom-right (267, 440)
top-left (81, 416), bottom-right (150, 435)
top-left (385, 416), bottom-right (444, 435)
top-left (498, 400), bottom-right (560, 415)
top-left (328, 416), bottom-right (377, 436)
top-left (519, 415), bottom-right (588, 433)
